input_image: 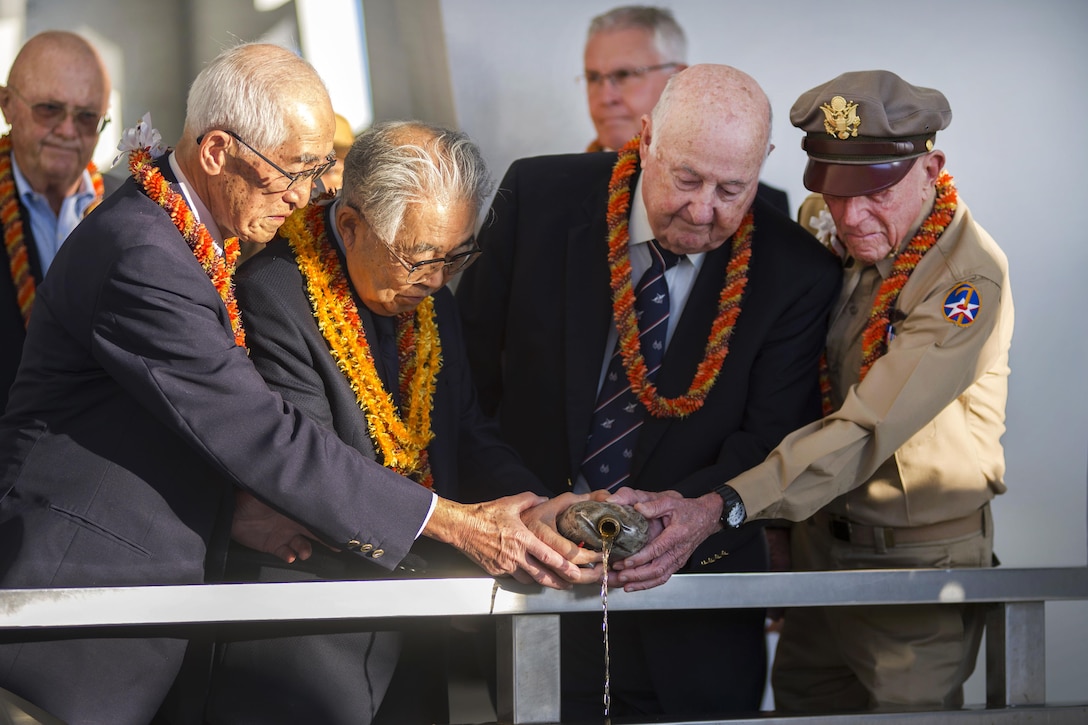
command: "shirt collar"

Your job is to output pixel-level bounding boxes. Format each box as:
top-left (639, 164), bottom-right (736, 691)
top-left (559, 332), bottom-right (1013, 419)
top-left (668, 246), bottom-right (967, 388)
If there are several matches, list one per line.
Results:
top-left (168, 151), bottom-right (225, 249)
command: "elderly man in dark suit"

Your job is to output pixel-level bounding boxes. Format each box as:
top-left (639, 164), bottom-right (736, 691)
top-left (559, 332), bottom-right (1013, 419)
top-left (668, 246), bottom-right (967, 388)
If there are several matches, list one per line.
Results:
top-left (207, 121), bottom-right (595, 725)
top-left (0, 31), bottom-right (117, 412)
top-left (0, 44), bottom-right (584, 725)
top-left (457, 63), bottom-right (841, 719)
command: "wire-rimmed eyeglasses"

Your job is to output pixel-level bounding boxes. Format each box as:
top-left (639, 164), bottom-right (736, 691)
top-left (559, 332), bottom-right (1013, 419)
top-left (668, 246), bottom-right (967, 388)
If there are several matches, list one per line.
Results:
top-left (350, 203), bottom-right (482, 285)
top-left (579, 62), bottom-right (680, 90)
top-left (4, 85), bottom-right (110, 135)
top-left (215, 130), bottom-right (337, 191)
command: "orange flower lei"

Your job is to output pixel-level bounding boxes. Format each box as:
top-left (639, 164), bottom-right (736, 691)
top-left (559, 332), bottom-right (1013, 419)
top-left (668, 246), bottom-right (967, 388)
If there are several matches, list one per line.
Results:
top-left (1, 133), bottom-right (105, 327)
top-left (819, 170), bottom-right (958, 414)
top-left (607, 135), bottom-right (754, 418)
top-left (280, 202), bottom-right (440, 488)
top-left (128, 147), bottom-right (245, 347)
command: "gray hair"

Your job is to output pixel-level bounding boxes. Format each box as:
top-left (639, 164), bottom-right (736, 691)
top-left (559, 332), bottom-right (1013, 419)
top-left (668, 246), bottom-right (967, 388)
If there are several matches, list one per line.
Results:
top-left (184, 43), bottom-right (329, 150)
top-left (587, 5), bottom-right (687, 64)
top-left (341, 121), bottom-right (494, 248)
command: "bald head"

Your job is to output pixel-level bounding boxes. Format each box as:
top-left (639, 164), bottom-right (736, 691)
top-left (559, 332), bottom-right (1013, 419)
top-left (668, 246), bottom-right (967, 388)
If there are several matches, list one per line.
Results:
top-left (1, 31), bottom-right (111, 204)
top-left (649, 64), bottom-right (771, 166)
top-left (638, 64), bottom-right (773, 255)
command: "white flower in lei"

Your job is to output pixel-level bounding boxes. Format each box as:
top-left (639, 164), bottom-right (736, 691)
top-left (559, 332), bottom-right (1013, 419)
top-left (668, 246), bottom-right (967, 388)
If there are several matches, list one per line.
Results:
top-left (809, 206), bottom-right (844, 257)
top-left (112, 112), bottom-right (167, 167)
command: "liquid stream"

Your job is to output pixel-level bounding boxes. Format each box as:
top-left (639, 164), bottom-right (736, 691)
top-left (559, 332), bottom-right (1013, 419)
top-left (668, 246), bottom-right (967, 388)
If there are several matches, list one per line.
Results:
top-left (601, 537), bottom-right (612, 724)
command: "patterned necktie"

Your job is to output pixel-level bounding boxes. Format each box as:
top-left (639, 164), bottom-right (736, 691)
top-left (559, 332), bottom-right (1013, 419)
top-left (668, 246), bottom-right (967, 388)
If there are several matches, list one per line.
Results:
top-left (581, 240), bottom-right (680, 490)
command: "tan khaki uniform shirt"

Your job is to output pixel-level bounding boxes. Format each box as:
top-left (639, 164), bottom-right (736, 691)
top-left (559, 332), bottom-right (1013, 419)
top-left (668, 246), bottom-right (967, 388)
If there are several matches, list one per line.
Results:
top-left (730, 193), bottom-right (1013, 527)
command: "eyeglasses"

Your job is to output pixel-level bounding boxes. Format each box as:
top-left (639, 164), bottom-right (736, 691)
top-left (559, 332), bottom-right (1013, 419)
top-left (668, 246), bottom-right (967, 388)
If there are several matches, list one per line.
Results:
top-left (4, 85), bottom-right (110, 135)
top-left (222, 130), bottom-right (337, 191)
top-left (351, 204), bottom-right (483, 284)
top-left (580, 63), bottom-right (679, 90)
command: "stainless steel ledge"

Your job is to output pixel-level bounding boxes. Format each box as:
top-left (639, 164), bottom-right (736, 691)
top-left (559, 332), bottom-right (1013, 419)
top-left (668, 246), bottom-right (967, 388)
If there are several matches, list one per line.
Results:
top-left (1, 567), bottom-right (1086, 630)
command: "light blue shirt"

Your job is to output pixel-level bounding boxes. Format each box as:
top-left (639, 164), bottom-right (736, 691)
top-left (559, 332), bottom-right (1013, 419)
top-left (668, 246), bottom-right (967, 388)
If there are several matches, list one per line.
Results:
top-left (11, 155), bottom-right (99, 275)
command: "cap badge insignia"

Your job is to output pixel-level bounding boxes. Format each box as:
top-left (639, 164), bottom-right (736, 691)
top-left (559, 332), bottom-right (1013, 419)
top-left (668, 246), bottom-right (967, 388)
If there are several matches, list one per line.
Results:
top-left (942, 283), bottom-right (981, 327)
top-left (820, 95), bottom-right (861, 139)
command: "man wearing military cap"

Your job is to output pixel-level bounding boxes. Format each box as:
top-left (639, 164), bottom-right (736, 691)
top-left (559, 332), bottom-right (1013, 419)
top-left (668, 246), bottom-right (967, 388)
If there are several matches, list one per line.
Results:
top-left (654, 69), bottom-right (1014, 711)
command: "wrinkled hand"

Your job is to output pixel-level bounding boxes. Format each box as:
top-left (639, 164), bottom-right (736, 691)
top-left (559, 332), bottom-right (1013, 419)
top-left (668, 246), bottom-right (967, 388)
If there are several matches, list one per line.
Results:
top-left (608, 488), bottom-right (722, 592)
top-left (423, 492), bottom-right (584, 589)
top-left (521, 492), bottom-right (603, 584)
top-left (231, 490), bottom-right (328, 564)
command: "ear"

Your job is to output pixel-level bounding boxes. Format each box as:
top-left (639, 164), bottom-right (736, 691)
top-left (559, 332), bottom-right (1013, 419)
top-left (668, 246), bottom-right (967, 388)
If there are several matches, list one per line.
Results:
top-left (639, 115), bottom-right (653, 158)
top-left (921, 150), bottom-right (946, 185)
top-left (198, 130), bottom-right (232, 177)
top-left (335, 202), bottom-right (361, 250)
top-left (0, 87), bottom-right (12, 125)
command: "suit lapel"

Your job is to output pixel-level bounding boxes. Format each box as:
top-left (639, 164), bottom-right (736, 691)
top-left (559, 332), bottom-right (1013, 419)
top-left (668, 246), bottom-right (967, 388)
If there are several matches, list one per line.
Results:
top-left (563, 190), bottom-right (613, 477)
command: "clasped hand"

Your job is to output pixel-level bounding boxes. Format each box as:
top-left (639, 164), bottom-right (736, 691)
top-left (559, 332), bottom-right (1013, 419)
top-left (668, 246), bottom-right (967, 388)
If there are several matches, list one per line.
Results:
top-left (604, 486), bottom-right (724, 591)
top-left (230, 488), bottom-right (619, 589)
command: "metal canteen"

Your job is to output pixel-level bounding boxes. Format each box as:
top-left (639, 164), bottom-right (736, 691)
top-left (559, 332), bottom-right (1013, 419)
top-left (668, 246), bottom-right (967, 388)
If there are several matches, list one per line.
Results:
top-left (557, 501), bottom-right (649, 560)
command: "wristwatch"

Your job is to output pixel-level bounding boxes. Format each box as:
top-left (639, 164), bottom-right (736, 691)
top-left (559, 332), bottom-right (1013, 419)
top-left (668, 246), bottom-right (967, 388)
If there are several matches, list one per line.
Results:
top-left (713, 484), bottom-right (746, 529)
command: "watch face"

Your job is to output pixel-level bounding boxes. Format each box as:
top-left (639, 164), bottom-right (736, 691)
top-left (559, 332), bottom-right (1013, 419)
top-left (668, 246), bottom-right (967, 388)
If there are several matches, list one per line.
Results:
top-left (726, 501), bottom-right (746, 528)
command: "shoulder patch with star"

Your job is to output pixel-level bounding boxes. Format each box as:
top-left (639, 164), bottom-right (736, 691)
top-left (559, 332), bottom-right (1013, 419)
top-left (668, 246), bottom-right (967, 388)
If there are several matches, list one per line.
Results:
top-left (942, 283), bottom-right (981, 327)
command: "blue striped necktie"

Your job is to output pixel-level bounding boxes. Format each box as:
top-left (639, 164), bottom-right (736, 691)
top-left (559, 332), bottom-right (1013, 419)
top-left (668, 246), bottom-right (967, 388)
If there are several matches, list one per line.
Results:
top-left (581, 240), bottom-right (680, 490)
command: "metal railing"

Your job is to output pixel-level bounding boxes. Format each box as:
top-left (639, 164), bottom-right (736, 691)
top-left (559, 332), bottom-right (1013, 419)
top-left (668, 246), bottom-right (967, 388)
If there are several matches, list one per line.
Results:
top-left (2, 567), bottom-right (1088, 724)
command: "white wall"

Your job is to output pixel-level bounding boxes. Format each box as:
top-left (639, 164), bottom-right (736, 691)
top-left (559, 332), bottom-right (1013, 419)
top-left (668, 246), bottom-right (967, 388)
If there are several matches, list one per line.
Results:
top-left (440, 0), bottom-right (1088, 705)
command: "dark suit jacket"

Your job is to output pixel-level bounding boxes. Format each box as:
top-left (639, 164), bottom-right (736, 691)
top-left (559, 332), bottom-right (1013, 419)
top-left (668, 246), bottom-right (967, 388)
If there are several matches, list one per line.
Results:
top-left (0, 173), bottom-right (123, 413)
top-left (236, 223), bottom-right (548, 517)
top-left (208, 214), bottom-right (546, 725)
top-left (456, 151), bottom-right (840, 715)
top-left (756, 181), bottom-right (790, 217)
top-left (0, 163), bottom-right (434, 723)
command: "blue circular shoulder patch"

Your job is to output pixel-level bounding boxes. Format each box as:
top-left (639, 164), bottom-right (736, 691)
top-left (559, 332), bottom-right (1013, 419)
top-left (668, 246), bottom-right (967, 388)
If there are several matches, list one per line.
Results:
top-left (942, 283), bottom-right (981, 327)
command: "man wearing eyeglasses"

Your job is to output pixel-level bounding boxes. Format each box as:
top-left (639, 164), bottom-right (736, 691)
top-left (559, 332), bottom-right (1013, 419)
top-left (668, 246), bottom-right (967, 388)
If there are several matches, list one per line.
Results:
top-left (459, 64), bottom-right (840, 720)
top-left (582, 6), bottom-right (790, 216)
top-left (203, 120), bottom-right (595, 725)
top-left (0, 30), bottom-right (115, 413)
top-left (0, 45), bottom-right (586, 725)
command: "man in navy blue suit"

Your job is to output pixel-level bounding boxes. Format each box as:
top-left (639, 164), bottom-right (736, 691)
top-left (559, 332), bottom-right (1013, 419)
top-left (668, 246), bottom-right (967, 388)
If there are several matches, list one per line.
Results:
top-left (0, 43), bottom-right (584, 725)
top-left (207, 120), bottom-right (596, 725)
top-left (459, 63), bottom-right (840, 719)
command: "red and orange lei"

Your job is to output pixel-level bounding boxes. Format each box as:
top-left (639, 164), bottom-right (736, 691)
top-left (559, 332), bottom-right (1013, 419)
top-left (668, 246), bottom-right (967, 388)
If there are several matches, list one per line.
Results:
top-left (607, 135), bottom-right (753, 418)
top-left (128, 147), bottom-right (245, 347)
top-left (1, 134), bottom-right (105, 327)
top-left (280, 202), bottom-right (440, 488)
top-left (819, 170), bottom-right (958, 414)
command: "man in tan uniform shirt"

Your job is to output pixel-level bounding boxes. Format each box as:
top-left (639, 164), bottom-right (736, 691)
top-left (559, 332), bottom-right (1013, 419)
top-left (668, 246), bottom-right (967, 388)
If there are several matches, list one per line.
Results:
top-left (699, 71), bottom-right (1013, 711)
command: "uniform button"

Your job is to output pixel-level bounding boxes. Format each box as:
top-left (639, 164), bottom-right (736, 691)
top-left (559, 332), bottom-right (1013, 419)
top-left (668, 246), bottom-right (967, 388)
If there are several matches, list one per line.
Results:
top-left (346, 540), bottom-right (362, 550)
top-left (371, 549), bottom-right (385, 559)
top-left (359, 543), bottom-right (373, 552)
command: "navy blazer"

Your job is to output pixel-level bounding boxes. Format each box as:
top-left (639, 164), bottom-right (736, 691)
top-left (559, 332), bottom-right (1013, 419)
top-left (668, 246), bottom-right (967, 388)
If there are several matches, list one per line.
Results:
top-left (457, 151), bottom-right (841, 570)
top-left (0, 163), bottom-right (434, 722)
top-left (235, 221), bottom-right (549, 507)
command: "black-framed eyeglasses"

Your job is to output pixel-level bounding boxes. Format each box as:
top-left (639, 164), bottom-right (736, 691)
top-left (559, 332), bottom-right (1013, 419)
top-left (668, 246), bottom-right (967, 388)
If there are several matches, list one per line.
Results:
top-left (220, 130), bottom-right (336, 191)
top-left (5, 85), bottom-right (110, 135)
top-left (350, 203), bottom-right (482, 284)
top-left (580, 63), bottom-right (679, 89)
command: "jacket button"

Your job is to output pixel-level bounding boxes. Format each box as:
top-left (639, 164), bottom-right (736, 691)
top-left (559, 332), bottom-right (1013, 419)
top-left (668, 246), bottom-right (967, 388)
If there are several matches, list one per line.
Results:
top-left (347, 540), bottom-right (362, 550)
top-left (359, 543), bottom-right (373, 552)
top-left (371, 549), bottom-right (385, 558)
